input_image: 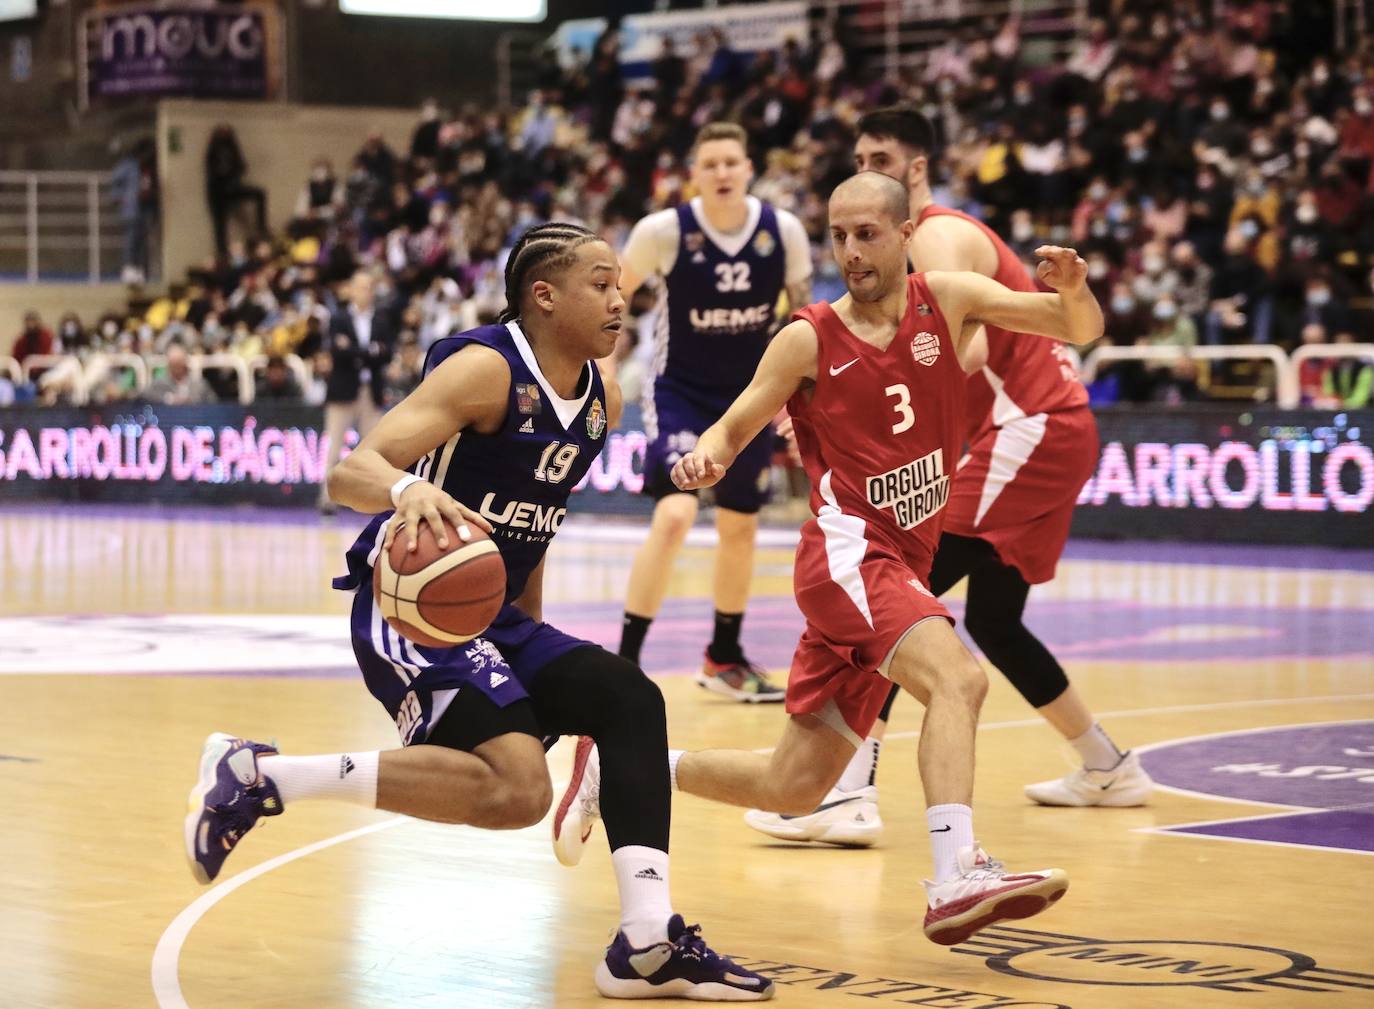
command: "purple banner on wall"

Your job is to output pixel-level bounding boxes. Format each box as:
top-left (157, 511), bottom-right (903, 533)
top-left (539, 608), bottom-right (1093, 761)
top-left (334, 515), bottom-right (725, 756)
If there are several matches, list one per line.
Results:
top-left (86, 7), bottom-right (269, 101)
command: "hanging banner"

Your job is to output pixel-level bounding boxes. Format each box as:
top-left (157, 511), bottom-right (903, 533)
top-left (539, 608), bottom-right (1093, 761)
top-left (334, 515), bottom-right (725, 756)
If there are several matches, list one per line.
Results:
top-left (81, 4), bottom-right (278, 105)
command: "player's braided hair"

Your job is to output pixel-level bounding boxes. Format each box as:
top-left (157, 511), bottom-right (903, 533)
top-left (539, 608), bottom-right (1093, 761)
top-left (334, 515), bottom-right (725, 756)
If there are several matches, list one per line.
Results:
top-left (499, 222), bottom-right (601, 323)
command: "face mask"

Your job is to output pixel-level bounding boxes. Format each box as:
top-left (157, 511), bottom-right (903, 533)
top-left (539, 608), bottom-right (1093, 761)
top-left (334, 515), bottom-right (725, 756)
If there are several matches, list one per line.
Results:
top-left (1307, 288), bottom-right (1331, 306)
top-left (1012, 221), bottom-right (1034, 241)
top-left (1143, 255), bottom-right (1165, 274)
top-left (1088, 260), bottom-right (1109, 279)
top-left (1211, 104), bottom-right (1229, 121)
top-left (1296, 205), bottom-right (1318, 224)
top-left (1090, 220), bottom-right (1109, 237)
top-left (1251, 142), bottom-right (1273, 158)
top-left (61, 322), bottom-right (79, 337)
top-left (1313, 67), bottom-right (1330, 84)
top-left (1088, 183), bottom-right (1108, 200)
top-left (1197, 175), bottom-right (1214, 191)
top-left (101, 321), bottom-right (118, 338)
top-left (1154, 302), bottom-right (1178, 321)
top-left (1070, 115), bottom-right (1088, 132)
top-left (1358, 100), bottom-right (1374, 116)
top-left (1127, 146), bottom-right (1148, 163)
top-left (1111, 295), bottom-right (1135, 314)
top-left (1238, 220), bottom-right (1260, 240)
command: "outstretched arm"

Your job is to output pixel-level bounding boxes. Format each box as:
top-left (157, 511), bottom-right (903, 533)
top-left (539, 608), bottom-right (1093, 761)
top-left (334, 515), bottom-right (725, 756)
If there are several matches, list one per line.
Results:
top-left (672, 320), bottom-right (818, 490)
top-left (328, 344), bottom-right (502, 551)
top-left (926, 246), bottom-right (1103, 349)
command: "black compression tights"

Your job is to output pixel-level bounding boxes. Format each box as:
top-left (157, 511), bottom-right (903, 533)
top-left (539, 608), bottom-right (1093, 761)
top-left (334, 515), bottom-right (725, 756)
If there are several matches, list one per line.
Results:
top-left (878, 533), bottom-right (1070, 719)
top-left (529, 646), bottom-right (670, 852)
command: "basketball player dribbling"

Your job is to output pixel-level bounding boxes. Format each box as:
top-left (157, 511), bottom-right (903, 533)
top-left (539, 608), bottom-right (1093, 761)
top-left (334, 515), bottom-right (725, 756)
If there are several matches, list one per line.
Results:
top-left (747, 107), bottom-right (1152, 846)
top-left (183, 223), bottom-right (775, 1001)
top-left (555, 173), bottom-right (1105, 947)
top-left (615, 122), bottom-right (813, 702)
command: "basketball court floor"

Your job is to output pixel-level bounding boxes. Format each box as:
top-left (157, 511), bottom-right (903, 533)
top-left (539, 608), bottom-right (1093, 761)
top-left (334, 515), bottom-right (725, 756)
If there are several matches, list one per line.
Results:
top-left (1, 504), bottom-right (1371, 1009)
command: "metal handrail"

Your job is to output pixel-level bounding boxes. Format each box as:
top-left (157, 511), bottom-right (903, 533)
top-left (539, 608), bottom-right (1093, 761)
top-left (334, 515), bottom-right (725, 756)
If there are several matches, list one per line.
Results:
top-left (84, 352), bottom-right (150, 403)
top-left (1291, 343), bottom-right (1374, 368)
top-left (1080, 344), bottom-right (1298, 409)
top-left (0, 356), bottom-right (19, 385)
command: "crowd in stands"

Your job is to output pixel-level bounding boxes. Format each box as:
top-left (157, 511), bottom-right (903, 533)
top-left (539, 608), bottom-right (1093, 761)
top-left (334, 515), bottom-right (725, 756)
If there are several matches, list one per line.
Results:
top-left (5, 0), bottom-right (1374, 409)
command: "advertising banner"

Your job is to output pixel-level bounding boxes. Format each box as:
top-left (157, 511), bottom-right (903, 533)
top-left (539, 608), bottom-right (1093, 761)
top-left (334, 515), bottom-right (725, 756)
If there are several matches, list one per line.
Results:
top-left (1, 404), bottom-right (1368, 545)
top-left (83, 5), bottom-right (273, 102)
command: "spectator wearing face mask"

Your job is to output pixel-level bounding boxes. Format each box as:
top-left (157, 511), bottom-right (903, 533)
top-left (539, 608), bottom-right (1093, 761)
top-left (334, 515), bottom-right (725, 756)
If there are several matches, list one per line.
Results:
top-left (1186, 163), bottom-right (1234, 263)
top-left (1320, 332), bottom-right (1373, 408)
top-left (1104, 282), bottom-right (1151, 344)
top-left (1299, 274), bottom-right (1354, 335)
top-left (1297, 323), bottom-right (1337, 406)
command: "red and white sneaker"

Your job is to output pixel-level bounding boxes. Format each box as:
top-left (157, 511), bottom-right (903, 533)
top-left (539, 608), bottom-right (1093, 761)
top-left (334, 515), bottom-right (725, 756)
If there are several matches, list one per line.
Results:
top-left (922, 845), bottom-right (1068, 946)
top-left (552, 736), bottom-right (600, 867)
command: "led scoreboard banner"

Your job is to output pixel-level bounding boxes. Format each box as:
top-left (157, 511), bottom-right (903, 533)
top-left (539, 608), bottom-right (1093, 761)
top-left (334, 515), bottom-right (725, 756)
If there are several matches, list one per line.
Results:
top-left (0, 405), bottom-right (1369, 545)
top-left (1068, 409), bottom-right (1372, 547)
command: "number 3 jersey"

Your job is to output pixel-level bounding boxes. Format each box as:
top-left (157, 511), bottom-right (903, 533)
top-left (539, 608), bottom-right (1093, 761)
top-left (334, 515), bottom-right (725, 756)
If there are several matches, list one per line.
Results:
top-left (337, 321), bottom-right (608, 604)
top-left (787, 274), bottom-right (966, 582)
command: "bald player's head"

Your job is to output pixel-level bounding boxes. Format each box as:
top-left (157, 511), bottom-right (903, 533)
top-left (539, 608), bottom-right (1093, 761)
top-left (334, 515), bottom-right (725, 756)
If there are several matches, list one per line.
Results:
top-left (828, 172), bottom-right (915, 304)
top-left (830, 171), bottom-right (910, 224)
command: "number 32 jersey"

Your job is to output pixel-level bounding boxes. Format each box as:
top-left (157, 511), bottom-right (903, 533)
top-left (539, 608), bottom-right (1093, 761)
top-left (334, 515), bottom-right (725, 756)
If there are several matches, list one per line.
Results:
top-left (787, 273), bottom-right (966, 581)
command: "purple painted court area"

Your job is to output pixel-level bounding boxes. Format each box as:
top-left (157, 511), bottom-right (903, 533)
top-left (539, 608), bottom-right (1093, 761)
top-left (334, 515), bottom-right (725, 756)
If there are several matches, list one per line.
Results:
top-left (1141, 723), bottom-right (1374, 854)
top-left (553, 596), bottom-right (1371, 673)
top-left (1168, 809), bottom-right (1374, 853)
top-left (1139, 722), bottom-right (1374, 810)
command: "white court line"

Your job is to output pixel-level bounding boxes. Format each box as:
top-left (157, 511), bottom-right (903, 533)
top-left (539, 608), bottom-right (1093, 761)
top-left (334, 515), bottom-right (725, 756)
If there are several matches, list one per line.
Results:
top-left (151, 692), bottom-right (1374, 1009)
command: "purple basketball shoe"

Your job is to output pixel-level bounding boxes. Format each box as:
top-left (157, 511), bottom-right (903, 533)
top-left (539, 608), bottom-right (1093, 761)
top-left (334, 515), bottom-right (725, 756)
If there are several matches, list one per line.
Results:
top-left (595, 914), bottom-right (774, 1000)
top-left (184, 732), bottom-right (283, 884)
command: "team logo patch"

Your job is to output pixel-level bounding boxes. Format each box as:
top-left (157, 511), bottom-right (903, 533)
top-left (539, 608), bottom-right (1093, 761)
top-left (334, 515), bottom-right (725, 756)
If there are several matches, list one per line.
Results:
top-left (911, 332), bottom-right (941, 367)
top-left (685, 232), bottom-right (705, 253)
top-left (515, 383), bottom-right (542, 415)
top-left (586, 397), bottom-right (606, 439)
top-left (752, 229), bottom-right (776, 258)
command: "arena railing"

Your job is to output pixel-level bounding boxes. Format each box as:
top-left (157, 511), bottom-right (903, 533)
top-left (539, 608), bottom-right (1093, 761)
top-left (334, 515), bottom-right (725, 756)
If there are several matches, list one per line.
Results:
top-left (21, 354), bottom-right (85, 404)
top-left (1078, 344), bottom-right (1299, 408)
top-left (1290, 342), bottom-right (1374, 374)
top-left (1, 355), bottom-right (21, 386)
top-left (83, 352), bottom-right (151, 403)
top-left (0, 170), bottom-right (125, 283)
top-left (146, 353), bottom-right (254, 406)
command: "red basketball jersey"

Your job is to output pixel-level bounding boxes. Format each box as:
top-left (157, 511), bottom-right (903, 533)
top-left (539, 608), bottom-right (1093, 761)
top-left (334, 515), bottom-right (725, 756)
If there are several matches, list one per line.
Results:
top-left (788, 273), bottom-right (966, 578)
top-left (917, 206), bottom-right (1087, 442)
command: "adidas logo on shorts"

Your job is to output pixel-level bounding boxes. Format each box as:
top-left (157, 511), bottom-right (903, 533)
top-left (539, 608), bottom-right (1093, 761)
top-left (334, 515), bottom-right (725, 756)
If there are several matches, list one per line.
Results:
top-left (490, 670), bottom-right (509, 688)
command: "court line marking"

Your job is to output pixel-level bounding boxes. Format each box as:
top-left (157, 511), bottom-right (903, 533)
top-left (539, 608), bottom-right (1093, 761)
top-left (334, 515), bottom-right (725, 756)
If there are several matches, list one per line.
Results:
top-left (151, 692), bottom-right (1374, 1009)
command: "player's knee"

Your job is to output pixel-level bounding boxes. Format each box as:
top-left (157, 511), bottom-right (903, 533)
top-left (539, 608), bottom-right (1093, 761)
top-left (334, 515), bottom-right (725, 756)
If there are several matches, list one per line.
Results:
top-left (479, 776), bottom-right (552, 829)
top-left (938, 656), bottom-right (988, 711)
top-left (651, 497), bottom-right (697, 543)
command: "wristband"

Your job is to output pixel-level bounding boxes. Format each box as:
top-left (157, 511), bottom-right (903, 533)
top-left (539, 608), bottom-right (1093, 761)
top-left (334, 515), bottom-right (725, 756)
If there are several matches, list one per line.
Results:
top-left (389, 474), bottom-right (423, 509)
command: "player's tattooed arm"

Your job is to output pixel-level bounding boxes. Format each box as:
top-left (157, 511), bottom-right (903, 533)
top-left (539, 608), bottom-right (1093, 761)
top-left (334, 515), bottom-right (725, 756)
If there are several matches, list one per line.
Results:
top-left (673, 319), bottom-right (818, 490)
top-left (926, 247), bottom-right (1103, 349)
top-left (328, 345), bottom-right (501, 550)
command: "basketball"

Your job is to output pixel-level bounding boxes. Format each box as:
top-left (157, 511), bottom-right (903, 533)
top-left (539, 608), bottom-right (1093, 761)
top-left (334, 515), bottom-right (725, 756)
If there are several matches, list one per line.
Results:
top-left (372, 518), bottom-right (506, 648)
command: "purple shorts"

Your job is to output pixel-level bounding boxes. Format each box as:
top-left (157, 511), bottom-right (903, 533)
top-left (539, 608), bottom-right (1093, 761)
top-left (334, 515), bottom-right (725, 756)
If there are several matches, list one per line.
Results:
top-left (642, 378), bottom-right (774, 514)
top-left (349, 586), bottom-right (589, 745)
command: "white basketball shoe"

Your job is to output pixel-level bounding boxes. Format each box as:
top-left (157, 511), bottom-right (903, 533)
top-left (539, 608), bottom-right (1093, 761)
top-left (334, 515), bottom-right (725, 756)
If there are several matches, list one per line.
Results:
top-left (552, 736), bottom-right (600, 867)
top-left (742, 785), bottom-right (883, 847)
top-left (922, 845), bottom-right (1069, 946)
top-left (1023, 750), bottom-right (1154, 807)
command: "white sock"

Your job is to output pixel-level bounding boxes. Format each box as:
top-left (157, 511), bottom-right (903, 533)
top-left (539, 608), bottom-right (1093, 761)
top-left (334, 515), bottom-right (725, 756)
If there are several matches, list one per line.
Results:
top-left (927, 803), bottom-right (975, 883)
top-left (1069, 723), bottom-right (1125, 771)
top-left (836, 737), bottom-right (881, 792)
top-left (611, 845), bottom-right (674, 947)
top-left (258, 752), bottom-right (379, 807)
top-left (668, 749), bottom-right (684, 792)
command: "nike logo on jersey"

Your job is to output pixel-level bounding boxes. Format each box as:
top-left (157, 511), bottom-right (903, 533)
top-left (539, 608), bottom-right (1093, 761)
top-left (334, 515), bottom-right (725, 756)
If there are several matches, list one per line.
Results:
top-left (829, 358), bottom-right (860, 376)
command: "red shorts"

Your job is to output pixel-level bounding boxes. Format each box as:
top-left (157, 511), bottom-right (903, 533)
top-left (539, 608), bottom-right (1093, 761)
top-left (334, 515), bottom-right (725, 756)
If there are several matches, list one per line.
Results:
top-left (786, 521), bottom-right (951, 744)
top-left (943, 407), bottom-right (1099, 585)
